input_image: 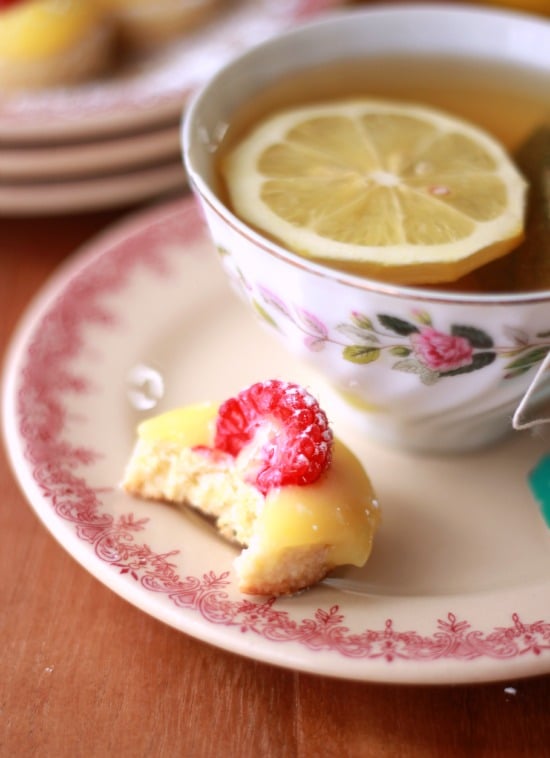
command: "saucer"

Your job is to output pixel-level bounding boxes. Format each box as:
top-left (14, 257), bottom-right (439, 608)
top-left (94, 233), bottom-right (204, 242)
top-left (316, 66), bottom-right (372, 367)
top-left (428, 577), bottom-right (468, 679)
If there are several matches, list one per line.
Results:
top-left (3, 196), bottom-right (549, 684)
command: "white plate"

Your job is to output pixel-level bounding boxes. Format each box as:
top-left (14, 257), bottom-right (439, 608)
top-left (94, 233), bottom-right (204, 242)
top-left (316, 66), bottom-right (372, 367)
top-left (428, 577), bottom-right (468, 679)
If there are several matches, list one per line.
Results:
top-left (0, 123), bottom-right (181, 181)
top-left (0, 0), bottom-right (345, 143)
top-left (0, 161), bottom-right (186, 215)
top-left (3, 197), bottom-right (550, 684)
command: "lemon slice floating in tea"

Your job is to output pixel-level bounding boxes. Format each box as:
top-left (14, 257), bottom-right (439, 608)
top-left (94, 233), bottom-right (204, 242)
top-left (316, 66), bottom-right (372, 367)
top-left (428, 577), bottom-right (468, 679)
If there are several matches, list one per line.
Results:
top-left (222, 99), bottom-right (527, 285)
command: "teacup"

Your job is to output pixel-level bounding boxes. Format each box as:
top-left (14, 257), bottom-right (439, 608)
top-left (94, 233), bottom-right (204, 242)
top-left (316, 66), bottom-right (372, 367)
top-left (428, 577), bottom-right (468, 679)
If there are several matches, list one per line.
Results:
top-left (183, 4), bottom-right (550, 453)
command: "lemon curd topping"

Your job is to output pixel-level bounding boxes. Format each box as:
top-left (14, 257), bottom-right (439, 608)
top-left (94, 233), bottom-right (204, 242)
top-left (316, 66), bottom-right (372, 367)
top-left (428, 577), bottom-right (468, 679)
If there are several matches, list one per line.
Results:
top-left (136, 404), bottom-right (380, 567)
top-left (138, 402), bottom-right (217, 447)
top-left (259, 440), bottom-right (379, 567)
top-left (0, 1), bottom-right (103, 60)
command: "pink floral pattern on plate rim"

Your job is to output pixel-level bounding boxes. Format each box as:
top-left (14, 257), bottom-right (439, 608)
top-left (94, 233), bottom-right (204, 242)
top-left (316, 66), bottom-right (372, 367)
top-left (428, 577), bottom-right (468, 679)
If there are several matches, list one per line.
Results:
top-left (9, 197), bottom-right (550, 675)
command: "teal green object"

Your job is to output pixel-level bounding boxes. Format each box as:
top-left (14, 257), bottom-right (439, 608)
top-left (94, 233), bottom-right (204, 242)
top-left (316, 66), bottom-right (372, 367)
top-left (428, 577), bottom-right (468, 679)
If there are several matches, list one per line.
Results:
top-left (529, 454), bottom-right (550, 528)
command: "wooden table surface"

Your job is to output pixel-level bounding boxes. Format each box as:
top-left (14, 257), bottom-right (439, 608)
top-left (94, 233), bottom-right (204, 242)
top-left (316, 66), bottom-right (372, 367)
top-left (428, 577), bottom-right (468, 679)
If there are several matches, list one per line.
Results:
top-left (1, 2), bottom-right (550, 754)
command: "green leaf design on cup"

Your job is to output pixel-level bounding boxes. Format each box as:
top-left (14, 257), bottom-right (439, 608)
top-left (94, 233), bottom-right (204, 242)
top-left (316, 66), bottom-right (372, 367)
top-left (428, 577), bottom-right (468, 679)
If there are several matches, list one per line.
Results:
top-left (343, 346), bottom-right (381, 364)
top-left (505, 347), bottom-right (550, 378)
top-left (377, 315), bottom-right (419, 336)
top-left (450, 325), bottom-right (494, 349)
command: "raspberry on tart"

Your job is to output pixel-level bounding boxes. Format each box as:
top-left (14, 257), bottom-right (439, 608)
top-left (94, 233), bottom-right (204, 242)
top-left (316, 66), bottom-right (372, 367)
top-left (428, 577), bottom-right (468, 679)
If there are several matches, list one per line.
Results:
top-left (215, 380), bottom-right (333, 493)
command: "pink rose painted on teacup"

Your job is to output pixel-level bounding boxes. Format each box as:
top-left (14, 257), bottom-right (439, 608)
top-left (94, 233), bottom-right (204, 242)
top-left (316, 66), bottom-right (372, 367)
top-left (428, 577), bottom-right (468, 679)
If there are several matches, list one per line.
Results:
top-left (410, 328), bottom-right (473, 373)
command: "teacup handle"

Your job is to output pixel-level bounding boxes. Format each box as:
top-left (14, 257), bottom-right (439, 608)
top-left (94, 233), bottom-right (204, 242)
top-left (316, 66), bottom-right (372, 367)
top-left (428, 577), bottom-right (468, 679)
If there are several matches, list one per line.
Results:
top-left (512, 350), bottom-right (550, 430)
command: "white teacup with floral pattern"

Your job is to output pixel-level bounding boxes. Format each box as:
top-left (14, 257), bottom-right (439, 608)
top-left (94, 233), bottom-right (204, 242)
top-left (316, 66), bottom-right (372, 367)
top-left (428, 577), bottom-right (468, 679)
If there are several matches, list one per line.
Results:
top-left (183, 5), bottom-right (550, 453)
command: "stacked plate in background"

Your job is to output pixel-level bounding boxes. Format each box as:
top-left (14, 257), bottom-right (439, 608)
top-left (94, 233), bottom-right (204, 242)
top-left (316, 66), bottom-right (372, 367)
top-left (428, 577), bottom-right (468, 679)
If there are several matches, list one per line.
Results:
top-left (0, 121), bottom-right (185, 216)
top-left (0, 0), bottom-right (346, 216)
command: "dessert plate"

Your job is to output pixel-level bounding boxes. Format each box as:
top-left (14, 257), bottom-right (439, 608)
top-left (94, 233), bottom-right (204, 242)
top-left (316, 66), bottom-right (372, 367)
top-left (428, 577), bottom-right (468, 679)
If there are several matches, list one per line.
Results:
top-left (0, 0), bottom-right (345, 143)
top-left (0, 123), bottom-right (181, 181)
top-left (3, 197), bottom-right (550, 685)
top-left (0, 161), bottom-right (186, 215)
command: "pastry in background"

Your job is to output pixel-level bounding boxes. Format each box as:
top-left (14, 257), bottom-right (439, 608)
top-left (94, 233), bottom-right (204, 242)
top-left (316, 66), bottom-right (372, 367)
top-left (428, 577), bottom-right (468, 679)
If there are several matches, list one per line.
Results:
top-left (0, 0), bottom-right (114, 91)
top-left (101, 0), bottom-right (223, 53)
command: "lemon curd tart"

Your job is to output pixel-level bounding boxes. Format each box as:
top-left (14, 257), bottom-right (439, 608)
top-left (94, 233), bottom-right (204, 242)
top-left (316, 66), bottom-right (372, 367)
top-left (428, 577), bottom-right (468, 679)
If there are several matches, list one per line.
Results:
top-left (122, 380), bottom-right (380, 596)
top-left (0, 0), bottom-right (222, 91)
top-left (0, 0), bottom-right (113, 90)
